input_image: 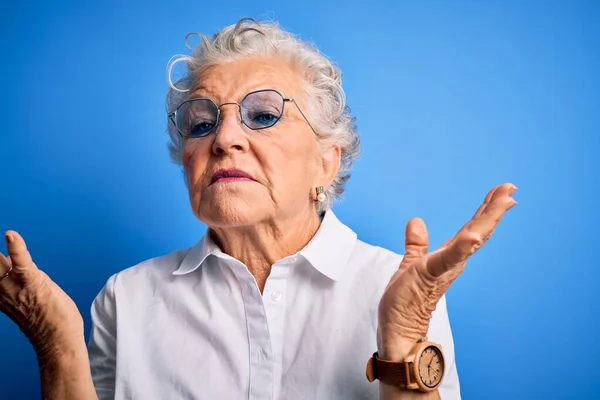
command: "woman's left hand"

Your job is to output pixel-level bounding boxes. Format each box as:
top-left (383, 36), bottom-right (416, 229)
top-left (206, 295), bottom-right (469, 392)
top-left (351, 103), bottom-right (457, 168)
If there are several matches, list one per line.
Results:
top-left (377, 183), bottom-right (517, 358)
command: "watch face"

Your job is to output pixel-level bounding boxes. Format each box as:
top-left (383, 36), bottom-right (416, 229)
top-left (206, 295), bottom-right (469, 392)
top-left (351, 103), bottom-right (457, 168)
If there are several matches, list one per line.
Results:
top-left (418, 345), bottom-right (444, 389)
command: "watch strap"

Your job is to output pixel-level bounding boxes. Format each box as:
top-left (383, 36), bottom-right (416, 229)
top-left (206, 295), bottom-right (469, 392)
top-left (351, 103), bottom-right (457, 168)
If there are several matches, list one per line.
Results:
top-left (366, 352), bottom-right (410, 388)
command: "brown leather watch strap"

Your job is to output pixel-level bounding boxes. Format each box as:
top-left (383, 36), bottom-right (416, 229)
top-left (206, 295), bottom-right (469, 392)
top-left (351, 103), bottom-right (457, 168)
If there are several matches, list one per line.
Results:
top-left (368, 352), bottom-right (411, 388)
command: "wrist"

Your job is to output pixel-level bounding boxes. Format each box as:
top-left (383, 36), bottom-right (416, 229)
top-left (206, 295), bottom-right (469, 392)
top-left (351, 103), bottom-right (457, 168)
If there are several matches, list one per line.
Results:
top-left (34, 332), bottom-right (88, 367)
top-left (373, 338), bottom-right (444, 399)
top-left (377, 327), bottom-right (424, 361)
top-left (378, 339), bottom-right (417, 361)
top-left (36, 336), bottom-right (96, 400)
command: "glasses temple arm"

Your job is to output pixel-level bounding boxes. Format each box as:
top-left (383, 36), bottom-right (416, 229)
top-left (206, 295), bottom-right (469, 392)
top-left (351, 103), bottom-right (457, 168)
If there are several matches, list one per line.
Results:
top-left (285, 98), bottom-right (318, 135)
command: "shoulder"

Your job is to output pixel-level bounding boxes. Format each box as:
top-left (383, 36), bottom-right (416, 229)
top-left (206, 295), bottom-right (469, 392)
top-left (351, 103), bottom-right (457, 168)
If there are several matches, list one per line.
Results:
top-left (338, 238), bottom-right (404, 312)
top-left (116, 247), bottom-right (189, 282)
top-left (93, 247), bottom-right (191, 302)
top-left (351, 238), bottom-right (404, 280)
top-left (326, 212), bottom-right (403, 279)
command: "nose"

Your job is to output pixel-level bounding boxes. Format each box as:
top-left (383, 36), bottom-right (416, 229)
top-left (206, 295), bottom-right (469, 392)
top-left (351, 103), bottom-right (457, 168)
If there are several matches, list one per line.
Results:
top-left (211, 104), bottom-right (249, 156)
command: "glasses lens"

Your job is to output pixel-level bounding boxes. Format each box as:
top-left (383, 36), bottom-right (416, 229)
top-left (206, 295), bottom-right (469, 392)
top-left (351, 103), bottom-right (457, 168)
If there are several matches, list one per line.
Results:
top-left (176, 99), bottom-right (219, 138)
top-left (240, 90), bottom-right (284, 130)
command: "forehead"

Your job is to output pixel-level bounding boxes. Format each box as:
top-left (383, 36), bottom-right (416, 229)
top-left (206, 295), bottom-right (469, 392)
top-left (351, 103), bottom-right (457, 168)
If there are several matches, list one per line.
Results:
top-left (190, 57), bottom-right (304, 103)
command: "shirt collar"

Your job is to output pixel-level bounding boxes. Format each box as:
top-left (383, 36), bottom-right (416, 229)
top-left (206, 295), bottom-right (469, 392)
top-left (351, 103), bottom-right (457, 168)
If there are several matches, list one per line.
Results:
top-left (173, 210), bottom-right (357, 281)
top-left (172, 232), bottom-right (228, 276)
top-left (297, 210), bottom-right (357, 281)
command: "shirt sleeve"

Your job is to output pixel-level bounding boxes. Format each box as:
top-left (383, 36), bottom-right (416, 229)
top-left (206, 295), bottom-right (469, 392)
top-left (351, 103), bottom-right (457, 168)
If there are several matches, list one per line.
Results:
top-left (428, 295), bottom-right (461, 400)
top-left (87, 274), bottom-right (118, 400)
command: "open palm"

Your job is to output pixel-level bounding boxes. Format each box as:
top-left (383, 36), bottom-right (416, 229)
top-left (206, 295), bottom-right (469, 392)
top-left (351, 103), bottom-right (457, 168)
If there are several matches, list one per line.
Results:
top-left (0, 232), bottom-right (84, 356)
top-left (378, 183), bottom-right (518, 352)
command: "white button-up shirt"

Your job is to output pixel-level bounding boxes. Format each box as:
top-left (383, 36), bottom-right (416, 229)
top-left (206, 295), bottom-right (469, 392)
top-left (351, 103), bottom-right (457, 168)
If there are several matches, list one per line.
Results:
top-left (88, 211), bottom-right (460, 399)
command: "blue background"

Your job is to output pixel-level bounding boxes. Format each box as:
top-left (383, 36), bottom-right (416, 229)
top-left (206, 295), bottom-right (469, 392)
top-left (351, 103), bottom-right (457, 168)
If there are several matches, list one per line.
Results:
top-left (1, 1), bottom-right (598, 399)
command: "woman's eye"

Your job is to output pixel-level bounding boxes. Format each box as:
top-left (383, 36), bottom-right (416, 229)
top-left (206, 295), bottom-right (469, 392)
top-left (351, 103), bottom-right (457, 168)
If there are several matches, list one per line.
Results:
top-left (252, 112), bottom-right (278, 126)
top-left (190, 121), bottom-right (216, 137)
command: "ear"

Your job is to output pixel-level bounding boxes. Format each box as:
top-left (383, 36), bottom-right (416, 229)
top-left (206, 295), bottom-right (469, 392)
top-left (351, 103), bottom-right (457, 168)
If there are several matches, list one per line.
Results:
top-left (319, 144), bottom-right (341, 188)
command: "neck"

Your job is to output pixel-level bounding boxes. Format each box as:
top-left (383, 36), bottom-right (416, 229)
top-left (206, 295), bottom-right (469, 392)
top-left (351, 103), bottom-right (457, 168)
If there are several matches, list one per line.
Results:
top-left (209, 207), bottom-right (322, 292)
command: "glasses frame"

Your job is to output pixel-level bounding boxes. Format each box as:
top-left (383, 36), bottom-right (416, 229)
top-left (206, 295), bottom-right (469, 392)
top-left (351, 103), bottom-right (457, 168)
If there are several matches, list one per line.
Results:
top-left (168, 89), bottom-right (317, 138)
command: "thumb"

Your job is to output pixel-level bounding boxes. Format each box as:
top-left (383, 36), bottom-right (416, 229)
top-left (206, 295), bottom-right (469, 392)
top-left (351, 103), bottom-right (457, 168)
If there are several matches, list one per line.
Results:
top-left (5, 231), bottom-right (36, 273)
top-left (399, 218), bottom-right (429, 271)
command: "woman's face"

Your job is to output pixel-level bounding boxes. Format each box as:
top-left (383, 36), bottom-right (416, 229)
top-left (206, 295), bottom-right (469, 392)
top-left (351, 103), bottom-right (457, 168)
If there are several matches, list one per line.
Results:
top-left (182, 57), bottom-right (338, 228)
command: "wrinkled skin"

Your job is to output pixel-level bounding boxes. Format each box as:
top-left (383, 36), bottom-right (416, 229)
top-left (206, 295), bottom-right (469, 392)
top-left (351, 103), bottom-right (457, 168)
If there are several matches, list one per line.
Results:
top-left (0, 232), bottom-right (84, 360)
top-left (378, 183), bottom-right (517, 357)
top-left (0, 53), bottom-right (518, 400)
top-left (0, 183), bottom-right (517, 363)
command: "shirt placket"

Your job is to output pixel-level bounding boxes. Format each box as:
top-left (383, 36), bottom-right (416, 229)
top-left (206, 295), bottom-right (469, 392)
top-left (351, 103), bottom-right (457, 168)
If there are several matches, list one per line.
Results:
top-left (229, 260), bottom-right (275, 400)
top-left (262, 258), bottom-right (294, 400)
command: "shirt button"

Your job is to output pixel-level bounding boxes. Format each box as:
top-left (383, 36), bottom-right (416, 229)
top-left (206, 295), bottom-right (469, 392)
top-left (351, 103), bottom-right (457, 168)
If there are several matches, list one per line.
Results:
top-left (270, 291), bottom-right (282, 303)
top-left (257, 348), bottom-right (265, 364)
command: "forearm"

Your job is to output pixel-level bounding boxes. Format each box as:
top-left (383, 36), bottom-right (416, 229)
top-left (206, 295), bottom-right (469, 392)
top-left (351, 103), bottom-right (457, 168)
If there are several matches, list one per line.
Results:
top-left (37, 339), bottom-right (98, 400)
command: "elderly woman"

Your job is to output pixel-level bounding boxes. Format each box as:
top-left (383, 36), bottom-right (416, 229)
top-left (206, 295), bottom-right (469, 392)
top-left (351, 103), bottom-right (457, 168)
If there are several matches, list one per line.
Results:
top-left (0, 19), bottom-right (515, 400)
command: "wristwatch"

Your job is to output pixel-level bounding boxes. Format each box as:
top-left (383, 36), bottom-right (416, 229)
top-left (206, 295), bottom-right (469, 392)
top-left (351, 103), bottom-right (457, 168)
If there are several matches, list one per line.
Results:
top-left (365, 338), bottom-right (445, 392)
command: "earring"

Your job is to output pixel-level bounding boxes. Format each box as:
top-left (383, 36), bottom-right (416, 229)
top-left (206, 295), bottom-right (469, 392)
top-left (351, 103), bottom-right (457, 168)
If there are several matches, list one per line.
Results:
top-left (316, 186), bottom-right (326, 202)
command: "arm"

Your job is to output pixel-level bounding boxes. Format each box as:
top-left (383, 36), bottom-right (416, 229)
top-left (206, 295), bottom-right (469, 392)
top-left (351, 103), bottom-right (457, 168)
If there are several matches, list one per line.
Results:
top-left (38, 336), bottom-right (98, 400)
top-left (378, 340), bottom-right (440, 400)
top-left (0, 231), bottom-right (98, 400)
top-left (376, 183), bottom-right (516, 399)
top-left (378, 296), bottom-right (459, 400)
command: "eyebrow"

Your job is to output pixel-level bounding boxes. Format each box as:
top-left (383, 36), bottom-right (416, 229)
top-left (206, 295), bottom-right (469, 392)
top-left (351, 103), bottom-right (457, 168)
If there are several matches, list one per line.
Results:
top-left (187, 88), bottom-right (288, 104)
top-left (189, 78), bottom-right (286, 102)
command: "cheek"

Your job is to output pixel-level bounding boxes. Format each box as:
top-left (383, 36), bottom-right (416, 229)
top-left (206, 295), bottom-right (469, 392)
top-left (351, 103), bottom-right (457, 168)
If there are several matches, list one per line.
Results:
top-left (256, 132), bottom-right (320, 197)
top-left (182, 140), bottom-right (211, 185)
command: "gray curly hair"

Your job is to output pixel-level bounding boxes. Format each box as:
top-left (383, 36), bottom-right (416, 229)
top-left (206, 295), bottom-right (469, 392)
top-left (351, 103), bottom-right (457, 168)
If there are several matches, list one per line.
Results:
top-left (165, 18), bottom-right (360, 212)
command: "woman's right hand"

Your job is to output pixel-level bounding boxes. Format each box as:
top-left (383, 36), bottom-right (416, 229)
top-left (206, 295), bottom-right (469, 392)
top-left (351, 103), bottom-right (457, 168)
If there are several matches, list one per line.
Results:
top-left (0, 230), bottom-right (84, 360)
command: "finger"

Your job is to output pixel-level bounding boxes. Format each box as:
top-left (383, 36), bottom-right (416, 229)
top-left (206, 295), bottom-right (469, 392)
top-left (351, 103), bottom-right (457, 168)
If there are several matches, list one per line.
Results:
top-left (399, 218), bottom-right (429, 271)
top-left (438, 185), bottom-right (499, 249)
top-left (426, 193), bottom-right (517, 278)
top-left (466, 190), bottom-right (517, 243)
top-left (440, 183), bottom-right (515, 249)
top-left (460, 183), bottom-right (516, 238)
top-left (471, 185), bottom-right (501, 220)
top-left (5, 231), bottom-right (36, 273)
top-left (0, 253), bottom-right (12, 280)
top-left (426, 231), bottom-right (480, 277)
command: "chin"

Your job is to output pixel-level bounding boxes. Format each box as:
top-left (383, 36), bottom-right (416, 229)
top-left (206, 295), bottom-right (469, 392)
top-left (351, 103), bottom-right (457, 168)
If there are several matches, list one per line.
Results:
top-left (190, 181), bottom-right (270, 228)
top-left (195, 195), bottom-right (268, 228)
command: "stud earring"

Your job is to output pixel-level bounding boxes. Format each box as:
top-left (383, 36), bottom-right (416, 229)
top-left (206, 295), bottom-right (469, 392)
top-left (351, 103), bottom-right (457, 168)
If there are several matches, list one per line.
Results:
top-left (316, 186), bottom-right (326, 202)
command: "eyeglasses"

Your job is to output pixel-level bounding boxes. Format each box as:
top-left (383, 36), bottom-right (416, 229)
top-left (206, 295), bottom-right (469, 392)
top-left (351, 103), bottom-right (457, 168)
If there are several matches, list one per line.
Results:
top-left (169, 89), bottom-right (316, 138)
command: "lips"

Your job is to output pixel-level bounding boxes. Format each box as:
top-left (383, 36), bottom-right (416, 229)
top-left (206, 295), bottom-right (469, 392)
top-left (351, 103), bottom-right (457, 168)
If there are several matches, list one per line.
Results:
top-left (210, 168), bottom-right (255, 184)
